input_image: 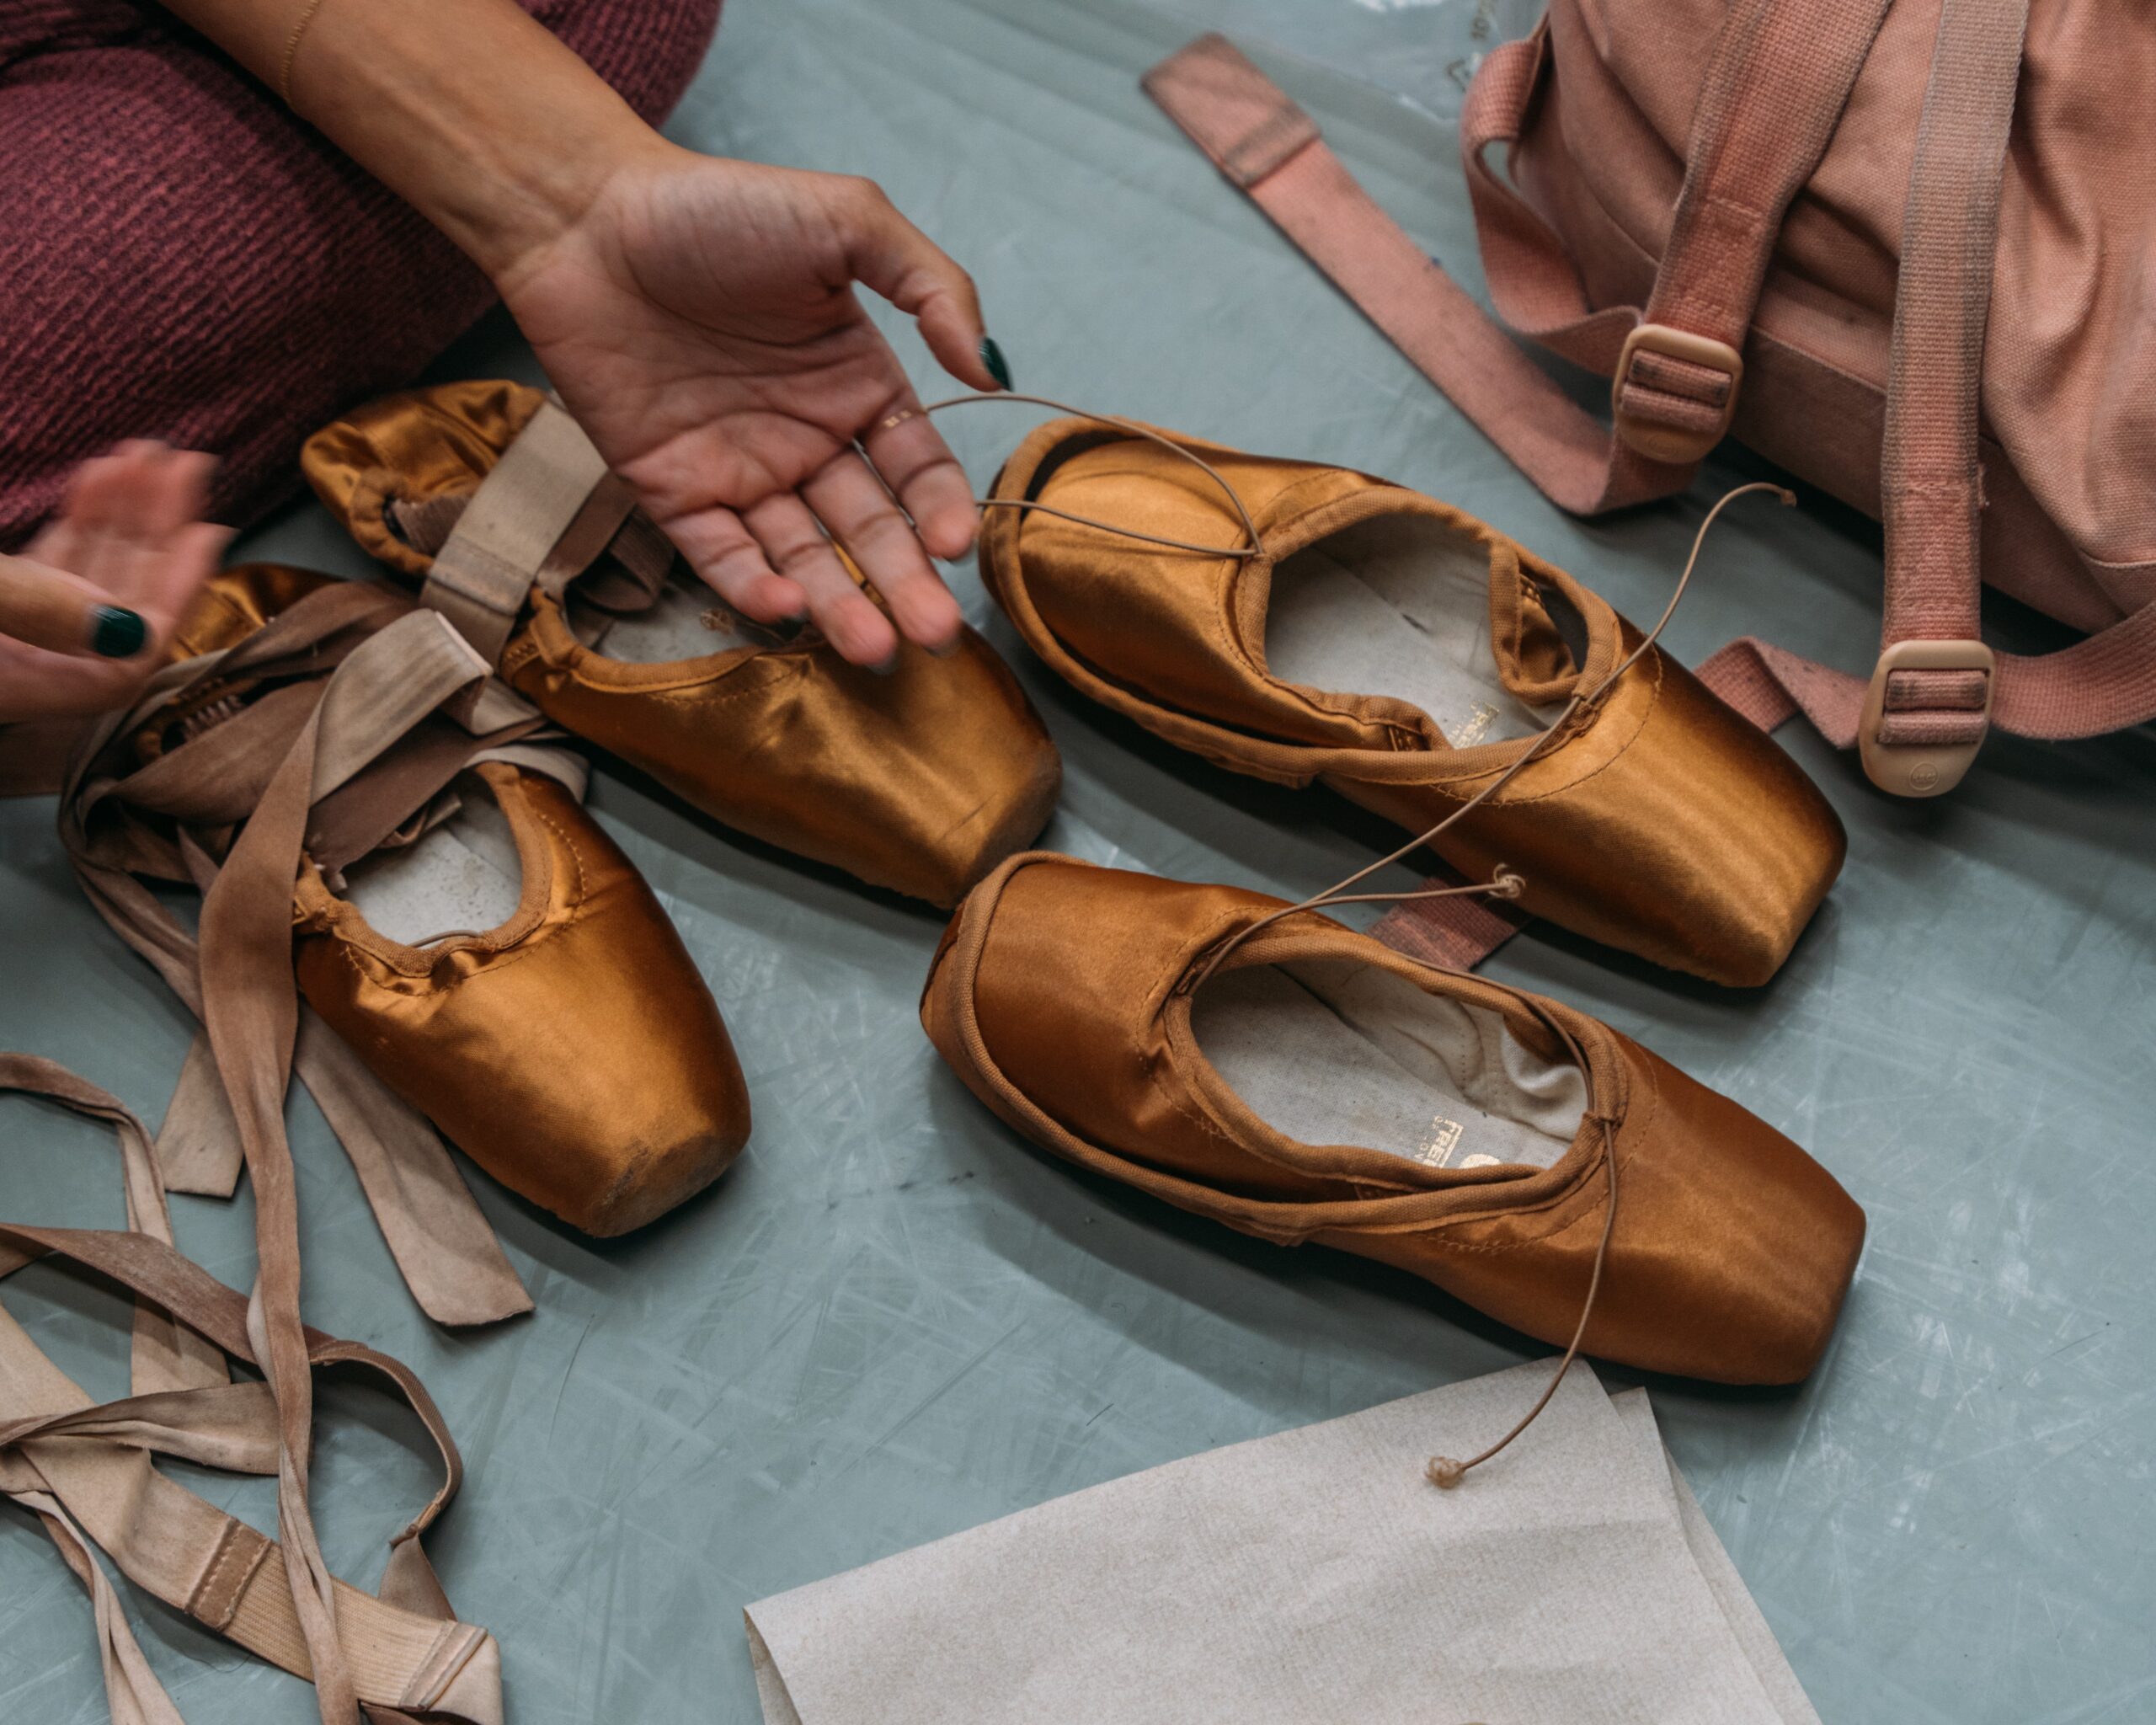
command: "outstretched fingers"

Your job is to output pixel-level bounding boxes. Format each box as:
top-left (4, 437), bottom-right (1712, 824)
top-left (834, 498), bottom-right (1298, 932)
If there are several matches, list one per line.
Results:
top-left (663, 502), bottom-right (811, 628)
top-left (838, 179), bottom-right (1001, 398)
top-left (802, 446), bottom-right (963, 654)
top-left (6, 443), bottom-right (227, 660)
top-left (858, 394), bottom-right (979, 565)
top-left (741, 491), bottom-right (899, 669)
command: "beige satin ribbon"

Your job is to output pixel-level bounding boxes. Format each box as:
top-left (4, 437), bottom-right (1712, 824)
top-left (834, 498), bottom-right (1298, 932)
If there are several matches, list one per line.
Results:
top-left (58, 585), bottom-right (541, 1333)
top-left (0, 1056), bottom-right (502, 1722)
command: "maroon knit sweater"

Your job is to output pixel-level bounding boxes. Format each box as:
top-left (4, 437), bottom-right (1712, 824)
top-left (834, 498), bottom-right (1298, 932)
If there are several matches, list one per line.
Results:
top-left (0, 0), bottom-right (721, 547)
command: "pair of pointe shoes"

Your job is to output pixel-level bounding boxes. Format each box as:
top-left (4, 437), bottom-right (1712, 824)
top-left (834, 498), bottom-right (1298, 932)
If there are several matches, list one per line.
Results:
top-left (920, 419), bottom-right (1861, 1386)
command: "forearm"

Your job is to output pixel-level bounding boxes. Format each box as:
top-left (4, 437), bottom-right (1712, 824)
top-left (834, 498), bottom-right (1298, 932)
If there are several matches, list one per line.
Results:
top-left (159, 0), bottom-right (666, 276)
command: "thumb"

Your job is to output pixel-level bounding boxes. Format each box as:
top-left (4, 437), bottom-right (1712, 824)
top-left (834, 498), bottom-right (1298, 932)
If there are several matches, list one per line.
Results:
top-left (0, 553), bottom-right (154, 660)
top-left (836, 178), bottom-right (1003, 391)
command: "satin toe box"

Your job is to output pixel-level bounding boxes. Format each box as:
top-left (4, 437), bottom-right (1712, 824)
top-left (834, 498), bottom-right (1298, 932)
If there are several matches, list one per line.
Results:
top-left (296, 771), bottom-right (751, 1236)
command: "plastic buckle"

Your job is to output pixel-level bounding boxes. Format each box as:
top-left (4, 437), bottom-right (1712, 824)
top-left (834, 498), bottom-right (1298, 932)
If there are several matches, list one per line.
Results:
top-left (1610, 323), bottom-right (1743, 465)
top-left (1858, 638), bottom-right (1995, 797)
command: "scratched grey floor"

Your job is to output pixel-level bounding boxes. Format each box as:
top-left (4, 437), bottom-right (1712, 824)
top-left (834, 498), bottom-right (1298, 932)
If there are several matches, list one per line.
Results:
top-left (3, 1), bottom-right (2151, 1721)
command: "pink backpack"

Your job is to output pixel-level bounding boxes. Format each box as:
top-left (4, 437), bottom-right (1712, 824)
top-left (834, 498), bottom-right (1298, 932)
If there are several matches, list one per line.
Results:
top-left (1145, 1), bottom-right (2156, 796)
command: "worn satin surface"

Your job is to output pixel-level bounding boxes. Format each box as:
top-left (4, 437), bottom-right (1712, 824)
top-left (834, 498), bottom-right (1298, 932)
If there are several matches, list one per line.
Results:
top-left (922, 854), bottom-right (1864, 1385)
top-left (302, 381), bottom-right (1062, 907)
top-left (169, 568), bottom-right (752, 1236)
top-left (982, 418), bottom-right (1846, 985)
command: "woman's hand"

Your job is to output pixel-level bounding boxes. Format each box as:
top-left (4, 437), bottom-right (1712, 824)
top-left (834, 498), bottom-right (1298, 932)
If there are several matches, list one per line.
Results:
top-left (0, 444), bottom-right (228, 724)
top-left (162, 0), bottom-right (1004, 668)
top-left (494, 151), bottom-right (1002, 669)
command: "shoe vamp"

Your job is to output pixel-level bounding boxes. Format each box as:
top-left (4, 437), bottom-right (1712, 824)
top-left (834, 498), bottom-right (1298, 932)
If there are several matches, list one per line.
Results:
top-left (1024, 445), bottom-right (1395, 747)
top-left (964, 861), bottom-right (1344, 1204)
top-left (511, 628), bottom-right (1057, 905)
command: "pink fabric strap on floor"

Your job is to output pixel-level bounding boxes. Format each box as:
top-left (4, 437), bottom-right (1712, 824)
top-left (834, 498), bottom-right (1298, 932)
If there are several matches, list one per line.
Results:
top-left (1143, 33), bottom-right (1676, 517)
top-left (1370, 868), bottom-right (1528, 973)
top-left (1696, 638), bottom-right (1864, 744)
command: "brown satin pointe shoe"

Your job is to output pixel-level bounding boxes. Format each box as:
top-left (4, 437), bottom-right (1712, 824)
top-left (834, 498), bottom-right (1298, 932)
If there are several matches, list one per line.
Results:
top-left (301, 380), bottom-right (1062, 909)
top-left (157, 565), bottom-right (753, 1236)
top-left (922, 853), bottom-right (1865, 1385)
top-left (980, 418), bottom-right (1846, 986)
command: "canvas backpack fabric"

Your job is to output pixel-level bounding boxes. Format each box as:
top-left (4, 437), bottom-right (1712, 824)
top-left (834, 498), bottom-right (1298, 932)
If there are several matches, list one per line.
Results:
top-left (1145, 0), bottom-right (2156, 795)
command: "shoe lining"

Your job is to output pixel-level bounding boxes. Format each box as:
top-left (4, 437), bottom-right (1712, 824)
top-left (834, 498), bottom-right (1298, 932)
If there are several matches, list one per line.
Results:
top-left (343, 770), bottom-right (524, 943)
top-left (1192, 958), bottom-right (1585, 1171)
top-left (568, 572), bottom-right (769, 661)
top-left (1265, 515), bottom-right (1560, 746)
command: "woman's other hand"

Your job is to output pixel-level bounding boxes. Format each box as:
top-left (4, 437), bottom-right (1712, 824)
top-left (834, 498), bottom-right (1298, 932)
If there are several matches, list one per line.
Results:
top-left (0, 444), bottom-right (228, 724)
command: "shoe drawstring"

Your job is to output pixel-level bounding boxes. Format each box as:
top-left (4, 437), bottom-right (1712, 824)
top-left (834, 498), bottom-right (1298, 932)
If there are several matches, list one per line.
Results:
top-left (916, 399), bottom-right (1792, 1487)
top-left (1426, 1011), bottom-right (1619, 1490)
top-left (923, 391), bottom-right (1266, 559)
top-left (1181, 477), bottom-right (1796, 988)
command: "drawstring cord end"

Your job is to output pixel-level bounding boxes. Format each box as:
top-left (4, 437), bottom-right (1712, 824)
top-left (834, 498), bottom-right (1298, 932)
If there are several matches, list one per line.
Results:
top-left (1423, 1116), bottom-right (1620, 1493)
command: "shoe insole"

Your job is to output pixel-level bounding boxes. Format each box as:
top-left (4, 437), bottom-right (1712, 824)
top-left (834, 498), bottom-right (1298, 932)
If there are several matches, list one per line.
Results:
top-left (1266, 515), bottom-right (1556, 746)
top-left (343, 774), bottom-right (523, 945)
top-left (1193, 959), bottom-right (1585, 1171)
top-left (569, 572), bottom-right (769, 663)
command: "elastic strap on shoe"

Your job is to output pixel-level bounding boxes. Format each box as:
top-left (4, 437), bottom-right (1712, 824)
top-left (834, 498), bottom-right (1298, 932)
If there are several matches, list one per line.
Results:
top-left (58, 595), bottom-right (542, 1340)
top-left (424, 398), bottom-right (635, 665)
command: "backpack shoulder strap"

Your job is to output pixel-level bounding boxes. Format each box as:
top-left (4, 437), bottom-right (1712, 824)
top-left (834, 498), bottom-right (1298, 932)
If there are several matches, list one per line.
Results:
top-left (1863, 0), bottom-right (2156, 788)
top-left (1707, 0), bottom-right (2156, 788)
top-left (1142, 5), bottom-right (1892, 510)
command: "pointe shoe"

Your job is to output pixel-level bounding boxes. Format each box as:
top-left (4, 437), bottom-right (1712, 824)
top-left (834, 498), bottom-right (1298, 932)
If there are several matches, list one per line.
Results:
top-left (922, 853), bottom-right (1865, 1384)
top-left (302, 380), bottom-right (1062, 908)
top-left (144, 564), bottom-right (753, 1236)
top-left (980, 418), bottom-right (1845, 985)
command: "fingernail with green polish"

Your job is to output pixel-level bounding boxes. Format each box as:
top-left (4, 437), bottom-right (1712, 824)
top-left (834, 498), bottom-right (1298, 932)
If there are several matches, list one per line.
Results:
top-left (980, 336), bottom-right (1013, 392)
top-left (91, 606), bottom-right (147, 659)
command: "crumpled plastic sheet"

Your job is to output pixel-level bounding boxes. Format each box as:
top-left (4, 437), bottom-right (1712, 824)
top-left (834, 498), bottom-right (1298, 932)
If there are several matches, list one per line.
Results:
top-left (1, 1), bottom-right (2149, 1721)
